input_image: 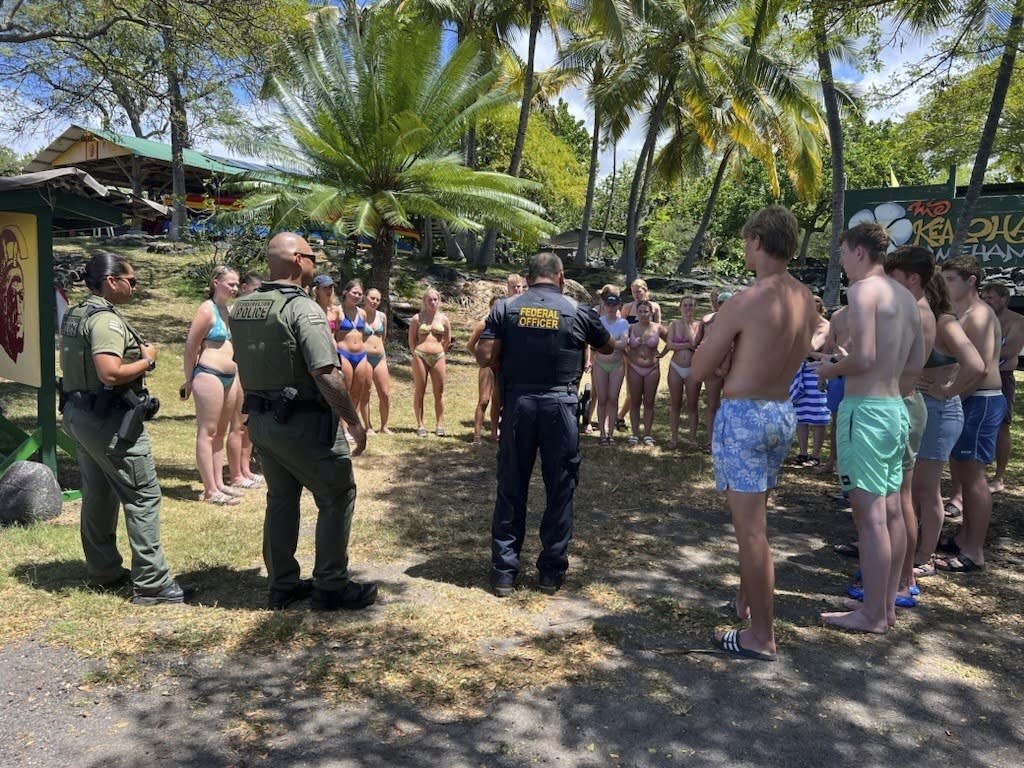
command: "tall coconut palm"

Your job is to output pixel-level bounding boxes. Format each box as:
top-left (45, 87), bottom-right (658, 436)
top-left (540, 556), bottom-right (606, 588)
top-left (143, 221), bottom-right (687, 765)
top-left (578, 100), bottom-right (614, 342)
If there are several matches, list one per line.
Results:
top-left (606, 0), bottom-right (820, 283)
top-left (233, 8), bottom-right (552, 312)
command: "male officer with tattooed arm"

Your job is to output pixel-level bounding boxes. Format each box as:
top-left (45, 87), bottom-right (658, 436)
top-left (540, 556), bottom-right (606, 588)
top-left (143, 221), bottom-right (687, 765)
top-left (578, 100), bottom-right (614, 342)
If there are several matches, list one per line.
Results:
top-left (230, 232), bottom-right (376, 611)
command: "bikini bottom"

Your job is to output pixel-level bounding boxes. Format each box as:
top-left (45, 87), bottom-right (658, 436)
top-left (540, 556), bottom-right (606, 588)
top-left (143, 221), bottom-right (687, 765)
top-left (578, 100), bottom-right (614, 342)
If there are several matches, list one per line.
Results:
top-left (367, 352), bottom-right (385, 369)
top-left (338, 348), bottom-right (367, 368)
top-left (669, 362), bottom-right (691, 379)
top-left (415, 349), bottom-right (444, 368)
top-left (194, 363), bottom-right (236, 389)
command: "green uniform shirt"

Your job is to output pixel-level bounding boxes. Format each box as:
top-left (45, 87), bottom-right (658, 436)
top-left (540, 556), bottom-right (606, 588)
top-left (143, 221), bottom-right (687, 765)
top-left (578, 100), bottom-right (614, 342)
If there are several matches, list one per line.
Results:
top-left (60, 294), bottom-right (143, 393)
top-left (231, 283), bottom-right (339, 398)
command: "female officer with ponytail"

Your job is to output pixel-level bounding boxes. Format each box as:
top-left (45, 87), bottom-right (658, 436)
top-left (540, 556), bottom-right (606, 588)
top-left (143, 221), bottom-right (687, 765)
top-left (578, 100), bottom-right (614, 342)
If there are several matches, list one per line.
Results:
top-left (60, 253), bottom-right (193, 605)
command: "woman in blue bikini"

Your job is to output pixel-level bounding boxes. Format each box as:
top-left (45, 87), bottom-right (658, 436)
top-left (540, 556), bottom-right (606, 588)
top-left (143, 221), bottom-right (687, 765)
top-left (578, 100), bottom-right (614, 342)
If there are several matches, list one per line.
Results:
top-left (181, 265), bottom-right (244, 505)
top-left (336, 279), bottom-right (372, 426)
top-left (360, 287), bottom-right (392, 435)
top-left (409, 287), bottom-right (451, 436)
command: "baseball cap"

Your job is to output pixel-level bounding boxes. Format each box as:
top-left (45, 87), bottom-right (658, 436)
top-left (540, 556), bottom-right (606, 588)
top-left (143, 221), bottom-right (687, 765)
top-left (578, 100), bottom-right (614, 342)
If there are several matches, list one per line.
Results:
top-left (311, 274), bottom-right (334, 288)
top-left (602, 294), bottom-right (620, 305)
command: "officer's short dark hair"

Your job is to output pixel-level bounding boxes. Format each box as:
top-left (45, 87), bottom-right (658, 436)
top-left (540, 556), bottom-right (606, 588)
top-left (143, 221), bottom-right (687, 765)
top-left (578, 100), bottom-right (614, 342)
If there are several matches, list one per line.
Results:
top-left (528, 251), bottom-right (563, 281)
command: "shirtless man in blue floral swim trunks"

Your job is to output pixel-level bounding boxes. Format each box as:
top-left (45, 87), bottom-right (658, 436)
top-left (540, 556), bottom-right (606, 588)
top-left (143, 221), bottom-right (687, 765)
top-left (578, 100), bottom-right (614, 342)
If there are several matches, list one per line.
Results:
top-left (815, 223), bottom-right (925, 634)
top-left (692, 205), bottom-right (817, 660)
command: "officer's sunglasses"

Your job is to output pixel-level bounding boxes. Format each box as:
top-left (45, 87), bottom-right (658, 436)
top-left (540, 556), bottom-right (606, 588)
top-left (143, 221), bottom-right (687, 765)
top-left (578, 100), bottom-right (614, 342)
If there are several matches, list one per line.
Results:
top-left (107, 274), bottom-right (137, 288)
top-left (295, 250), bottom-right (317, 262)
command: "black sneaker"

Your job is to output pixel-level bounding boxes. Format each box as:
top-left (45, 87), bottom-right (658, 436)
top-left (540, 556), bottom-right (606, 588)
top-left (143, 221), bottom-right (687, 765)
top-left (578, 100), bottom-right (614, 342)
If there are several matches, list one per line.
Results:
top-left (537, 574), bottom-right (563, 595)
top-left (90, 568), bottom-right (132, 594)
top-left (310, 581), bottom-right (378, 611)
top-left (490, 575), bottom-right (515, 598)
top-left (131, 580), bottom-right (197, 606)
top-left (268, 578), bottom-right (314, 610)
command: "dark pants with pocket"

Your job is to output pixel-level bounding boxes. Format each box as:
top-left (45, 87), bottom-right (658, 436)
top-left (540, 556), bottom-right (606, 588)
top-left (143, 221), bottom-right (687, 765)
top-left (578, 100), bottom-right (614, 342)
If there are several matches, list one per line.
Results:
top-left (491, 391), bottom-right (581, 582)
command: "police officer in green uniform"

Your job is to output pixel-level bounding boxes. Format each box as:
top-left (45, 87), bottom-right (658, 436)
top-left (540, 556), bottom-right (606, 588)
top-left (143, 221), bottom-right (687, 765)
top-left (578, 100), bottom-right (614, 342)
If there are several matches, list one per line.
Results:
top-left (230, 232), bottom-right (377, 611)
top-left (476, 252), bottom-right (612, 597)
top-left (60, 253), bottom-right (193, 604)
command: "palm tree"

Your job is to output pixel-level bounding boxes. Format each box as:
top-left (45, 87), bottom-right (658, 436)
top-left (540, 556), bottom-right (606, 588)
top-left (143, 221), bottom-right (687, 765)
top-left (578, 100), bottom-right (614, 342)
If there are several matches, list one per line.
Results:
top-left (604, 0), bottom-right (821, 283)
top-left (234, 8), bottom-right (552, 312)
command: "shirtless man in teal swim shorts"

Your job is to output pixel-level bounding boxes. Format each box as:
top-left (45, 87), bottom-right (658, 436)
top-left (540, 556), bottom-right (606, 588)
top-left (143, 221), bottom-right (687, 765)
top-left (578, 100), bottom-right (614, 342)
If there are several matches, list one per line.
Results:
top-left (815, 223), bottom-right (925, 634)
top-left (692, 205), bottom-right (817, 661)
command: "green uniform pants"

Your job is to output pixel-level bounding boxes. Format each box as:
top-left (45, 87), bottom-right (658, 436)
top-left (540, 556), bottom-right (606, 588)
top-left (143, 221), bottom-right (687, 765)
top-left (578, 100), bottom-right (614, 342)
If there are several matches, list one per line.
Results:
top-left (63, 402), bottom-right (173, 592)
top-left (246, 409), bottom-right (356, 592)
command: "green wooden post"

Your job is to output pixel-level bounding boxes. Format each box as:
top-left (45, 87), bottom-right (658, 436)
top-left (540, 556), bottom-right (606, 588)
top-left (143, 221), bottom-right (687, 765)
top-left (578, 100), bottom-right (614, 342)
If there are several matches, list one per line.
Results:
top-left (35, 206), bottom-right (57, 474)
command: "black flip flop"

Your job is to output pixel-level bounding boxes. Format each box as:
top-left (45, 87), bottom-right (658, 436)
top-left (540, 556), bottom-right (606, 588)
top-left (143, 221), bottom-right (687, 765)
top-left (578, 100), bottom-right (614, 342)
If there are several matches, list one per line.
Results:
top-left (833, 542), bottom-right (859, 558)
top-left (712, 629), bottom-right (777, 661)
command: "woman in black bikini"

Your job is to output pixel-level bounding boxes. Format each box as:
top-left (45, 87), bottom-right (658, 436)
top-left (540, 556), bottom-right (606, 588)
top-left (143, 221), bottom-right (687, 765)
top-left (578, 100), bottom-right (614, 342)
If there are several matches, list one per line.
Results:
top-left (409, 287), bottom-right (451, 436)
top-left (181, 265), bottom-right (244, 505)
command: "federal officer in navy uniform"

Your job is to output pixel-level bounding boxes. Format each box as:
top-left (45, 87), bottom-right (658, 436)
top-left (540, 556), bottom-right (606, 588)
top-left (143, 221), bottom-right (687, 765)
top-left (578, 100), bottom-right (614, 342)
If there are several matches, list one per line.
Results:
top-left (230, 232), bottom-right (377, 611)
top-left (475, 252), bottom-right (612, 596)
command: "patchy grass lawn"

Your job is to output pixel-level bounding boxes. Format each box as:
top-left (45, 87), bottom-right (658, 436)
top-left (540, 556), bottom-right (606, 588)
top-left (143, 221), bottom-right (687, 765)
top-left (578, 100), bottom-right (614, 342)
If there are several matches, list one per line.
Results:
top-left (2, 240), bottom-right (1023, 739)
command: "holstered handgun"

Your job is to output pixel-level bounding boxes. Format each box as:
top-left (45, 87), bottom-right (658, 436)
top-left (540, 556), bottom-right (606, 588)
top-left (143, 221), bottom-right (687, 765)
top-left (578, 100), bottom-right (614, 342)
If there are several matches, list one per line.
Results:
top-left (274, 387), bottom-right (299, 424)
top-left (57, 378), bottom-right (68, 414)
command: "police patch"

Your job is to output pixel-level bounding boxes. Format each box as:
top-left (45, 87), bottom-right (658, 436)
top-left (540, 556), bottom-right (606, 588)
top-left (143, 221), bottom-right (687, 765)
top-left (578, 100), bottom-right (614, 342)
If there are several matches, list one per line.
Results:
top-left (518, 306), bottom-right (559, 330)
top-left (61, 315), bottom-right (81, 336)
top-left (233, 299), bottom-right (273, 320)
top-left (108, 319), bottom-right (124, 333)
top-left (307, 313), bottom-right (327, 325)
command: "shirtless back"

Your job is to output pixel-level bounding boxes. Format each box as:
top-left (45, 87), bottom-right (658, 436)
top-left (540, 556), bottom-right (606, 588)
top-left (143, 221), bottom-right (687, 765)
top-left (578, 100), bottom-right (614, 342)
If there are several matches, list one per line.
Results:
top-left (698, 276), bottom-right (816, 400)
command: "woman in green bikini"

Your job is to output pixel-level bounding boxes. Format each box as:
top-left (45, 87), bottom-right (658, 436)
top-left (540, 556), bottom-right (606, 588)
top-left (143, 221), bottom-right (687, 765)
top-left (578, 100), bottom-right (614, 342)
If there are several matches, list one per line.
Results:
top-left (408, 287), bottom-right (451, 436)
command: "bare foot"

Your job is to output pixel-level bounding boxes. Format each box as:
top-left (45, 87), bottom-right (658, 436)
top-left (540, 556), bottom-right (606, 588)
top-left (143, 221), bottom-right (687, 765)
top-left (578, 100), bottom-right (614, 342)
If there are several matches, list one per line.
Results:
top-left (988, 479), bottom-right (1005, 493)
top-left (365, 427), bottom-right (376, 436)
top-left (840, 599), bottom-right (897, 627)
top-left (379, 427), bottom-right (393, 435)
top-left (820, 608), bottom-right (889, 634)
top-left (733, 590), bottom-right (751, 621)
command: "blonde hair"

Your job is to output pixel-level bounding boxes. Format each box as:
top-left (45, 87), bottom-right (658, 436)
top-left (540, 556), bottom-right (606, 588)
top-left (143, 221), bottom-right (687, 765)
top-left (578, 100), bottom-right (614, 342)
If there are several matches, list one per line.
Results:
top-left (207, 265), bottom-right (237, 299)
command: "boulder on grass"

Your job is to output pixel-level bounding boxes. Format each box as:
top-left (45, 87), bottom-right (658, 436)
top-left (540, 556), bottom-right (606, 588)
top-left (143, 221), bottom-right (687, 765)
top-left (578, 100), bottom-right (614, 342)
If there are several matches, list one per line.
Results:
top-left (0, 461), bottom-right (63, 525)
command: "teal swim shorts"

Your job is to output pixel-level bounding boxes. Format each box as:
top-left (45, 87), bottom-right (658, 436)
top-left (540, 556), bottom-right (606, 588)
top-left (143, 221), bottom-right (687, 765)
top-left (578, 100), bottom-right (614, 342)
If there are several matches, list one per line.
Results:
top-left (838, 396), bottom-right (909, 496)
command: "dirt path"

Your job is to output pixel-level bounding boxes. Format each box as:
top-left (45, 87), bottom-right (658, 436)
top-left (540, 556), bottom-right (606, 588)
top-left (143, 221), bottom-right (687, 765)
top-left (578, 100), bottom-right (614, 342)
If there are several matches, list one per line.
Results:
top-left (4, 463), bottom-right (1023, 767)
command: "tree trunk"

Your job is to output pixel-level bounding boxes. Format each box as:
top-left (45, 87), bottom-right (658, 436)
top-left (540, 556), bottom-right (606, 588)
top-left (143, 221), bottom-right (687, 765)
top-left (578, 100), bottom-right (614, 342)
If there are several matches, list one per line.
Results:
top-left (949, 0), bottom-right (1024, 260)
top-left (160, 15), bottom-right (189, 243)
top-left (596, 140), bottom-right (617, 262)
top-left (620, 81), bottom-right (672, 284)
top-left (368, 226), bottom-right (394, 318)
top-left (477, 0), bottom-right (542, 267)
top-left (576, 104), bottom-right (602, 266)
top-left (421, 215), bottom-right (433, 260)
top-left (817, 16), bottom-right (845, 309)
top-left (679, 145), bottom-right (734, 274)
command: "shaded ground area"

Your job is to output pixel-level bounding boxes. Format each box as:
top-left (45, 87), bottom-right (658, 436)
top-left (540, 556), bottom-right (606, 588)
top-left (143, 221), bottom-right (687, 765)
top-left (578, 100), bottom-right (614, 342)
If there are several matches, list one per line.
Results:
top-left (3, 438), bottom-right (1023, 767)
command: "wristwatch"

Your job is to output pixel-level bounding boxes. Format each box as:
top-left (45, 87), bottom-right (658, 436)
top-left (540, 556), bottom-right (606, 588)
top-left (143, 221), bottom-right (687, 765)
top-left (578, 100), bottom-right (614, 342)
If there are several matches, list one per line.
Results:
top-left (144, 357), bottom-right (156, 372)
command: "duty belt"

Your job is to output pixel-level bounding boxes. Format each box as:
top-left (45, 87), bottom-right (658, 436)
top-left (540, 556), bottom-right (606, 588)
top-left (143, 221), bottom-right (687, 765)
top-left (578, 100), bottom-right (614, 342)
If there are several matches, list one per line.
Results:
top-left (65, 391), bottom-right (130, 411)
top-left (505, 384), bottom-right (578, 394)
top-left (243, 394), bottom-right (328, 413)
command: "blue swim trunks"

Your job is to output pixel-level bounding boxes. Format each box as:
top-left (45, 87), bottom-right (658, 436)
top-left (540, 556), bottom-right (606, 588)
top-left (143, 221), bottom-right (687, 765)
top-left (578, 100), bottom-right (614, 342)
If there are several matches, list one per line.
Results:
top-left (826, 376), bottom-right (845, 413)
top-left (951, 390), bottom-right (1005, 464)
top-left (712, 398), bottom-right (796, 493)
